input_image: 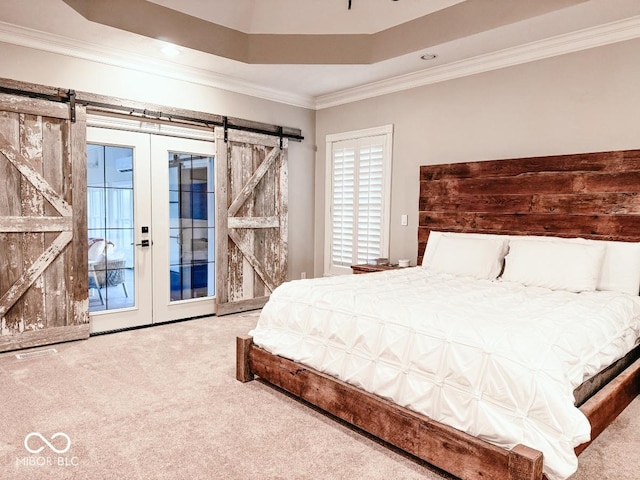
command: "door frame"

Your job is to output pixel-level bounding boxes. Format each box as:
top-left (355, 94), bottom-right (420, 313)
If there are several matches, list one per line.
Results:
top-left (87, 115), bottom-right (216, 333)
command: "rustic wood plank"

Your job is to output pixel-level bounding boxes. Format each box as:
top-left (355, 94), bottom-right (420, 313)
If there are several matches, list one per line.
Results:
top-left (216, 296), bottom-right (269, 316)
top-left (0, 77), bottom-right (68, 99)
top-left (530, 193), bottom-right (640, 215)
top-left (246, 342), bottom-right (544, 480)
top-left (0, 216), bottom-right (73, 232)
top-left (508, 445), bottom-right (544, 480)
top-left (236, 335), bottom-right (255, 383)
top-left (0, 324), bottom-right (89, 353)
top-left (419, 150), bottom-right (640, 180)
top-left (214, 127), bottom-right (230, 306)
top-left (581, 171), bottom-right (640, 192)
top-left (228, 229), bottom-right (277, 292)
top-left (251, 145), bottom-right (268, 297)
top-left (575, 357), bottom-right (640, 455)
top-left (227, 216), bottom-right (279, 229)
top-left (0, 231), bottom-right (72, 319)
top-left (234, 141), bottom-right (252, 301)
top-left (220, 129), bottom-right (280, 148)
top-left (420, 192), bottom-right (640, 216)
top-left (20, 113), bottom-right (46, 331)
top-left (0, 93), bottom-right (69, 120)
top-left (0, 114), bottom-right (22, 218)
top-left (422, 171), bottom-right (640, 198)
top-left (420, 174), bottom-right (573, 197)
top-left (42, 118), bottom-right (66, 329)
top-left (68, 106), bottom-right (88, 326)
top-left (0, 111), bottom-right (23, 333)
top-left (0, 131), bottom-right (72, 217)
top-left (277, 140), bottom-right (289, 286)
top-left (227, 118), bottom-right (300, 141)
top-left (227, 146), bottom-right (279, 217)
top-left (420, 193), bottom-right (535, 214)
top-left (418, 212), bottom-right (640, 242)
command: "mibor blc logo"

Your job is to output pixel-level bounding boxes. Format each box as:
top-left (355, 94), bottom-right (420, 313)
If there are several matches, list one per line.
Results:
top-left (24, 432), bottom-right (71, 454)
top-left (16, 432), bottom-right (78, 468)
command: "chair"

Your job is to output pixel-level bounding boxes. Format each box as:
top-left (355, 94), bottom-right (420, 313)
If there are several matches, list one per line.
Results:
top-left (88, 238), bottom-right (128, 305)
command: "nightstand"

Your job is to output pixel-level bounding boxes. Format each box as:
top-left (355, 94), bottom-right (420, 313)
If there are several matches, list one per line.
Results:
top-left (351, 264), bottom-right (401, 274)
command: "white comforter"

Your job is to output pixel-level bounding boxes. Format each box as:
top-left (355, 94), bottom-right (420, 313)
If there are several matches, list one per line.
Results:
top-left (249, 268), bottom-right (640, 480)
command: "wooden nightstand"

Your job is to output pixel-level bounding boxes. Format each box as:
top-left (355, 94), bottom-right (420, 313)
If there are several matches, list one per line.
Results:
top-left (351, 264), bottom-right (401, 274)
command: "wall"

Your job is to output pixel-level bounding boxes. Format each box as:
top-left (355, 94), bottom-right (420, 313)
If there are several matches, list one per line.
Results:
top-left (0, 42), bottom-right (316, 281)
top-left (315, 37), bottom-right (640, 276)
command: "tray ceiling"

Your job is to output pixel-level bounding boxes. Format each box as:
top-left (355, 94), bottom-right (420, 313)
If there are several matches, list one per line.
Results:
top-left (1, 0), bottom-right (640, 108)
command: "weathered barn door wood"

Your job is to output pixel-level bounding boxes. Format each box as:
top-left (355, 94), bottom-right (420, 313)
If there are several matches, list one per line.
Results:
top-left (215, 128), bottom-right (288, 315)
top-left (0, 93), bottom-right (88, 352)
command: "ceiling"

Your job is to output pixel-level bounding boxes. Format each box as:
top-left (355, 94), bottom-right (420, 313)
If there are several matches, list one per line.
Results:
top-left (1, 0), bottom-right (640, 109)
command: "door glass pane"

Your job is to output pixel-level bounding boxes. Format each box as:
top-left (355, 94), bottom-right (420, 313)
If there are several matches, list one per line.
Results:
top-left (87, 144), bottom-right (135, 312)
top-left (168, 152), bottom-right (215, 301)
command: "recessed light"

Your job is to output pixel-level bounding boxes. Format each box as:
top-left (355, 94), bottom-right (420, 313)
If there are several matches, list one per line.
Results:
top-left (160, 44), bottom-right (181, 57)
top-left (420, 53), bottom-right (438, 61)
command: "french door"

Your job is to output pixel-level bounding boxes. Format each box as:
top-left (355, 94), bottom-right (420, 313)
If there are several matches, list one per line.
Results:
top-left (87, 122), bottom-right (215, 333)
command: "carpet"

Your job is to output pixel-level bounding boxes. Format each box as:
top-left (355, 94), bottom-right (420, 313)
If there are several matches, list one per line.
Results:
top-left (0, 313), bottom-right (638, 480)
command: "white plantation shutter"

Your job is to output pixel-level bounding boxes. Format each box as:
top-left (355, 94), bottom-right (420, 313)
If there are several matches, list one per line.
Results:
top-left (357, 142), bottom-right (384, 264)
top-left (331, 144), bottom-right (355, 266)
top-left (325, 126), bottom-right (392, 275)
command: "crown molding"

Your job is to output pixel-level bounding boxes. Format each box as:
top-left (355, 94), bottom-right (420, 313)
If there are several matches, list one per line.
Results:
top-left (0, 21), bottom-right (316, 109)
top-left (315, 14), bottom-right (640, 109)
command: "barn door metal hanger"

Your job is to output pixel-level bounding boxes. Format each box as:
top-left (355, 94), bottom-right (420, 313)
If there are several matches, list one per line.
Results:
top-left (348, 0), bottom-right (398, 9)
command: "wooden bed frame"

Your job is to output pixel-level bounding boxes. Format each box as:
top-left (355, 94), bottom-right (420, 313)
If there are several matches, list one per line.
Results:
top-left (237, 149), bottom-right (640, 480)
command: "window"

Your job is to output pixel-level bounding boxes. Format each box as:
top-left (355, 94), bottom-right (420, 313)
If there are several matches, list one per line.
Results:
top-left (168, 152), bottom-right (215, 300)
top-left (87, 144), bottom-right (135, 312)
top-left (325, 125), bottom-right (393, 275)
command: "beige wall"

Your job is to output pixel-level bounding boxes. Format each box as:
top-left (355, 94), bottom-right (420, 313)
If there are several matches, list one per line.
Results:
top-left (0, 42), bottom-right (316, 281)
top-left (315, 37), bottom-right (640, 276)
top-left (4, 37), bottom-right (640, 280)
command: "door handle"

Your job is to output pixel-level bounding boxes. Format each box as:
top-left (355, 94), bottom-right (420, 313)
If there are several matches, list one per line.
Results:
top-left (135, 239), bottom-right (152, 247)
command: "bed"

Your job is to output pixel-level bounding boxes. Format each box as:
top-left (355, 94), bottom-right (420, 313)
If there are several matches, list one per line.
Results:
top-left (236, 149), bottom-right (640, 480)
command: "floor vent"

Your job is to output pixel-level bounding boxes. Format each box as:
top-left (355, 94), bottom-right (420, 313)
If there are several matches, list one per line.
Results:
top-left (15, 348), bottom-right (58, 360)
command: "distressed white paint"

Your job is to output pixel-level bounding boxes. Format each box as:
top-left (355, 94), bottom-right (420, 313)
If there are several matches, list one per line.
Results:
top-left (0, 132), bottom-right (72, 217)
top-left (0, 231), bottom-right (72, 318)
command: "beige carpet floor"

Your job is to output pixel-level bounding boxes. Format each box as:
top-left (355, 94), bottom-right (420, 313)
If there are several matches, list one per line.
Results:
top-left (0, 313), bottom-right (638, 480)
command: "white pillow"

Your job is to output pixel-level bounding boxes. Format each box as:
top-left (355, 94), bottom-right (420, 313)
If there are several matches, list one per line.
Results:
top-left (501, 239), bottom-right (606, 292)
top-left (422, 230), bottom-right (445, 267)
top-left (425, 232), bottom-right (640, 295)
top-left (422, 231), bottom-right (510, 267)
top-left (429, 234), bottom-right (508, 280)
top-left (505, 235), bottom-right (640, 295)
top-left (597, 240), bottom-right (640, 295)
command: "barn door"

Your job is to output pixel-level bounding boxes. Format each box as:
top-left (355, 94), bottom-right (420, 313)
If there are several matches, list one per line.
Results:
top-left (0, 93), bottom-right (88, 352)
top-left (214, 128), bottom-right (288, 315)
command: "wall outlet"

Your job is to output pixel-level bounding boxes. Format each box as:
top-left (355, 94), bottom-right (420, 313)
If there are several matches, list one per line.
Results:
top-left (301, 272), bottom-right (306, 279)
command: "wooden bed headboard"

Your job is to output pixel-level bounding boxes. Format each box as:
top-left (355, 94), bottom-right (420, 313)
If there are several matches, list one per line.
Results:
top-left (418, 149), bottom-right (640, 264)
